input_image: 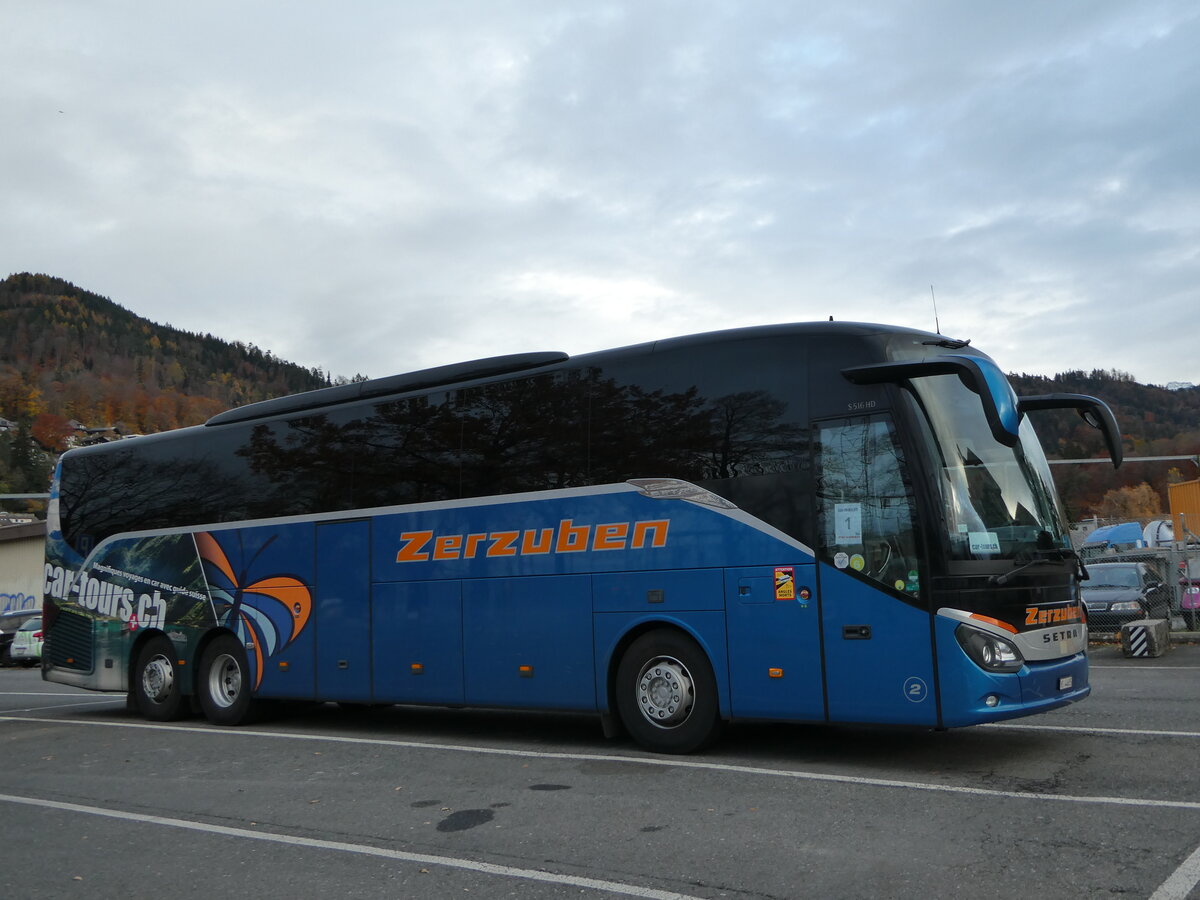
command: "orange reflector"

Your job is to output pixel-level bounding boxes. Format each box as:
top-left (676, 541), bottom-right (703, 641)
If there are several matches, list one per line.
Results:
top-left (768, 668), bottom-right (784, 678)
top-left (277, 661), bottom-right (288, 670)
top-left (411, 663), bottom-right (424, 674)
top-left (178, 660), bottom-right (187, 666)
top-left (519, 665), bottom-right (534, 677)
top-left (968, 612), bottom-right (1019, 634)
top-left (66, 658), bottom-right (74, 664)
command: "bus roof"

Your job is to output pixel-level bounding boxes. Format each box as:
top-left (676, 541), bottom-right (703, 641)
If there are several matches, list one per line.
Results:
top-left (202, 320), bottom-right (951, 428)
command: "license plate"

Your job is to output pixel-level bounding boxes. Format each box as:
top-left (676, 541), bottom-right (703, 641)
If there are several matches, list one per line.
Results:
top-left (1058, 676), bottom-right (1073, 691)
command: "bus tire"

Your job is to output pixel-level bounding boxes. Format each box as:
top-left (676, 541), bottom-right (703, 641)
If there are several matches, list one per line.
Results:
top-left (198, 634), bottom-right (259, 726)
top-left (133, 636), bottom-right (187, 721)
top-left (615, 630), bottom-right (721, 754)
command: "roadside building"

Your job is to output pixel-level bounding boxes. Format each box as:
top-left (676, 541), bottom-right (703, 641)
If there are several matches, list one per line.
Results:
top-left (0, 520), bottom-right (45, 614)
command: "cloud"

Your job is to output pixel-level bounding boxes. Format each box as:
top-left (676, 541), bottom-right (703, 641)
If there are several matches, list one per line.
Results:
top-left (2, 1), bottom-right (1197, 385)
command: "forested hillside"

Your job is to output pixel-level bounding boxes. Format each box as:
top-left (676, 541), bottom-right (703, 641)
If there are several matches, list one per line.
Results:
top-left (1, 272), bottom-right (331, 428)
top-left (0, 272), bottom-right (334, 494)
top-left (1007, 371), bottom-right (1200, 521)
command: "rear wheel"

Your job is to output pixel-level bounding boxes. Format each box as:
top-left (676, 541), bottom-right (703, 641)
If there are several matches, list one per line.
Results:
top-left (615, 630), bottom-right (721, 754)
top-left (133, 636), bottom-right (186, 721)
top-left (198, 634), bottom-right (259, 725)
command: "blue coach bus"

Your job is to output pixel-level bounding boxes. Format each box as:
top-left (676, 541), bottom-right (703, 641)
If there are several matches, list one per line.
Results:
top-left (41, 322), bottom-right (1121, 752)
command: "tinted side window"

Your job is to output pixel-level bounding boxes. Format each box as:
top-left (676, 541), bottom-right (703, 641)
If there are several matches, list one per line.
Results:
top-left (349, 393), bottom-right (460, 507)
top-left (60, 339), bottom-right (816, 547)
top-left (454, 371), bottom-right (590, 497)
top-left (60, 429), bottom-right (260, 552)
top-left (597, 339), bottom-right (811, 541)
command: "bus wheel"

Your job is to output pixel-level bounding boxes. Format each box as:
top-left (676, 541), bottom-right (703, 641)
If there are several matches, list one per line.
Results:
top-left (615, 630), bottom-right (721, 754)
top-left (198, 634), bottom-right (258, 726)
top-left (133, 636), bottom-right (186, 721)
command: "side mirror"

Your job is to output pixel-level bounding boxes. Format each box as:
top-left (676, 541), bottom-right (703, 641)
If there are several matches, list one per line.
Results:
top-left (1017, 393), bottom-right (1123, 469)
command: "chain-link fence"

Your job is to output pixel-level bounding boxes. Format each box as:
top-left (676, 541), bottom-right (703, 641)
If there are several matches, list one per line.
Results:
top-left (1078, 545), bottom-right (1200, 639)
top-left (1068, 515), bottom-right (1200, 640)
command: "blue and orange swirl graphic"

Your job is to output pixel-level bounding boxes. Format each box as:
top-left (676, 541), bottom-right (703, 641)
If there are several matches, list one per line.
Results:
top-left (195, 532), bottom-right (311, 688)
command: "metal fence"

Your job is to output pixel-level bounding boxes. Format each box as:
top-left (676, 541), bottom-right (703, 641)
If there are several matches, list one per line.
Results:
top-left (1080, 545), bottom-right (1200, 639)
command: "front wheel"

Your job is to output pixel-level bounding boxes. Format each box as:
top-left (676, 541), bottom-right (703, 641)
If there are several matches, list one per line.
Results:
top-left (133, 636), bottom-right (187, 721)
top-left (615, 630), bottom-right (721, 754)
top-left (198, 634), bottom-right (260, 725)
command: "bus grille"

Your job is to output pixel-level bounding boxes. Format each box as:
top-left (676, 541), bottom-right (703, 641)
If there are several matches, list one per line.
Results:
top-left (46, 609), bottom-right (94, 671)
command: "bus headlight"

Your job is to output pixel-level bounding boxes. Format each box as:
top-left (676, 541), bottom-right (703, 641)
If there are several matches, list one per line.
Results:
top-left (955, 625), bottom-right (1024, 673)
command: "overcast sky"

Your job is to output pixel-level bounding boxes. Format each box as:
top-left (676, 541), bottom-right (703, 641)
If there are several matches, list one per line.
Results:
top-left (3, 2), bottom-right (1198, 386)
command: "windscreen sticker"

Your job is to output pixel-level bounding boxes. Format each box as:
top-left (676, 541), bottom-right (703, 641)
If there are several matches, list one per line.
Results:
top-left (834, 552), bottom-right (850, 569)
top-left (968, 531), bottom-right (1001, 554)
top-left (906, 570), bottom-right (920, 592)
top-left (849, 554), bottom-right (865, 571)
top-left (834, 503), bottom-right (863, 544)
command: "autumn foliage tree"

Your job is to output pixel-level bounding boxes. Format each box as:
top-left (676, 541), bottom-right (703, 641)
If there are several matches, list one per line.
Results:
top-left (30, 412), bottom-right (75, 452)
top-left (1094, 483), bottom-right (1165, 520)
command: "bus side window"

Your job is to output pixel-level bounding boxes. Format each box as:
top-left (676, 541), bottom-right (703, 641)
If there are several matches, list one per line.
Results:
top-left (815, 416), bottom-right (921, 596)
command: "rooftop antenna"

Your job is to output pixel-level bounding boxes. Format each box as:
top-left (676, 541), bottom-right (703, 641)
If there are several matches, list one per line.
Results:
top-left (930, 285), bottom-right (941, 334)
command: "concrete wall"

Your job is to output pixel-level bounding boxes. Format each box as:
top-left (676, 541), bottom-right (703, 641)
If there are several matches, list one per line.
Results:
top-left (0, 521), bottom-right (45, 613)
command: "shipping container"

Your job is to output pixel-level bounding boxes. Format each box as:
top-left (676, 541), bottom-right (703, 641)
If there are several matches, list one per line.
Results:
top-left (1169, 479), bottom-right (1200, 543)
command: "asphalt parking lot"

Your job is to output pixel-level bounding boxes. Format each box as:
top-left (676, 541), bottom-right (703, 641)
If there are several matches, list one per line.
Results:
top-left (3, 646), bottom-right (1200, 899)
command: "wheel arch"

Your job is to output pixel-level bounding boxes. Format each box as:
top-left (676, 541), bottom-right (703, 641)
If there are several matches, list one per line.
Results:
top-left (602, 615), bottom-right (731, 721)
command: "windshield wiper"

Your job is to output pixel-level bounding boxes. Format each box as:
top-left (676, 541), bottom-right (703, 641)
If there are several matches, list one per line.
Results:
top-left (989, 558), bottom-right (1053, 586)
top-left (988, 546), bottom-right (1089, 586)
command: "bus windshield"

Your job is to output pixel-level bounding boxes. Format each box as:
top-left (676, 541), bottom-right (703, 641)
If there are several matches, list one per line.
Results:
top-left (908, 373), bottom-right (1069, 561)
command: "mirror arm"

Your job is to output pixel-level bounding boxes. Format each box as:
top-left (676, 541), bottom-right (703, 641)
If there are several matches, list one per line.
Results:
top-left (1018, 393), bottom-right (1123, 469)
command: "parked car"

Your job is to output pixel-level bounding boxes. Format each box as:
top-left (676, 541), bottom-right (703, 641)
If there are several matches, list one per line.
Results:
top-left (9, 617), bottom-right (43, 666)
top-left (0, 610), bottom-right (40, 666)
top-left (1082, 561), bottom-right (1171, 631)
top-left (1182, 579), bottom-right (1200, 630)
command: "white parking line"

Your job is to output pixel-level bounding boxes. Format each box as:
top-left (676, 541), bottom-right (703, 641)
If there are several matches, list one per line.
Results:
top-left (1090, 665), bottom-right (1200, 670)
top-left (4, 714), bottom-right (1200, 812)
top-left (986, 721), bottom-right (1200, 739)
top-left (0, 792), bottom-right (703, 900)
top-left (6, 699), bottom-right (124, 714)
top-left (1150, 840), bottom-right (1200, 900)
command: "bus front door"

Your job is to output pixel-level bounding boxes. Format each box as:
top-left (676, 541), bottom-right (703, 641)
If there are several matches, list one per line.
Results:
top-left (814, 414), bottom-right (937, 726)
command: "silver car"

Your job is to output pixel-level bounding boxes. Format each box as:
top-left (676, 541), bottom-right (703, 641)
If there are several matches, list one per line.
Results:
top-left (10, 617), bottom-right (43, 666)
